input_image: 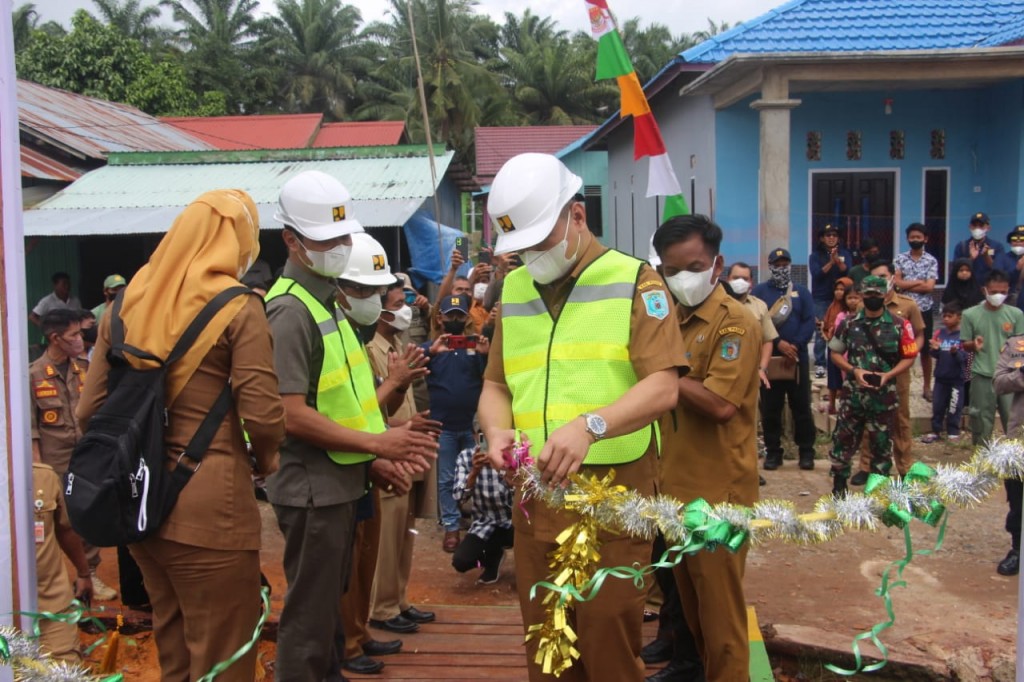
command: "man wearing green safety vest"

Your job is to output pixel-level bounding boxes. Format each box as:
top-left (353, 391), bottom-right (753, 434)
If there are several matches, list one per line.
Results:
top-left (265, 170), bottom-right (438, 682)
top-left (478, 153), bottom-right (688, 682)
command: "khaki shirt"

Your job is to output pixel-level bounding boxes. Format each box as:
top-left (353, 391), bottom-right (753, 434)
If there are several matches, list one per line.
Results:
top-left (885, 291), bottom-right (925, 341)
top-left (30, 354), bottom-right (87, 475)
top-left (367, 331), bottom-right (424, 485)
top-left (486, 233), bottom-right (688, 542)
top-left (743, 294), bottom-right (779, 343)
top-left (33, 463), bottom-right (76, 612)
top-left (660, 285), bottom-right (761, 507)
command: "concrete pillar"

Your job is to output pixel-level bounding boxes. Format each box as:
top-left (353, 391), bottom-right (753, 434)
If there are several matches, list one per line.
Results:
top-left (751, 71), bottom-right (800, 279)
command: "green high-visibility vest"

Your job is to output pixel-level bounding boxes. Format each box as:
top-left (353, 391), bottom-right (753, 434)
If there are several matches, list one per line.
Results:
top-left (501, 249), bottom-right (651, 465)
top-left (266, 277), bottom-right (384, 465)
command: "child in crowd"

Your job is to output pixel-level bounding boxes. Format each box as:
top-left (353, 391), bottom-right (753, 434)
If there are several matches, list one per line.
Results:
top-left (451, 440), bottom-right (513, 585)
top-left (825, 282), bottom-right (862, 414)
top-left (922, 302), bottom-right (969, 443)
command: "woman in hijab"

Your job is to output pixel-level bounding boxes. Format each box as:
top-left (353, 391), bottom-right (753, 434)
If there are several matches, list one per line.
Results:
top-left (942, 257), bottom-right (984, 311)
top-left (78, 190), bottom-right (285, 682)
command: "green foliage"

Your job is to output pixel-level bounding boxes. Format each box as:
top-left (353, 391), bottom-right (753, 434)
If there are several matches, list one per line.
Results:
top-left (16, 10), bottom-right (202, 116)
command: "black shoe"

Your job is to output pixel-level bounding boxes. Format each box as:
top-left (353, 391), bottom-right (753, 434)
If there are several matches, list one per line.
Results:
top-left (849, 470), bottom-right (869, 486)
top-left (369, 615), bottom-right (419, 634)
top-left (477, 550), bottom-right (506, 585)
top-left (362, 639), bottom-right (402, 656)
top-left (763, 455), bottom-right (782, 471)
top-left (998, 550), bottom-right (1020, 576)
top-left (642, 609), bottom-right (659, 623)
top-left (640, 638), bottom-right (673, 664)
top-left (645, 660), bottom-right (706, 682)
top-left (759, 475), bottom-right (767, 486)
top-left (341, 655), bottom-right (383, 675)
top-left (831, 475), bottom-right (848, 498)
top-left (798, 454), bottom-right (815, 470)
top-left (401, 606), bottom-right (436, 624)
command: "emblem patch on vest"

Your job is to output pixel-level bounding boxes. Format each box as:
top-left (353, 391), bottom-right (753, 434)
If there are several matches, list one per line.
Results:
top-left (721, 338), bottom-right (740, 361)
top-left (496, 215), bottom-right (515, 233)
top-left (642, 290), bottom-right (669, 320)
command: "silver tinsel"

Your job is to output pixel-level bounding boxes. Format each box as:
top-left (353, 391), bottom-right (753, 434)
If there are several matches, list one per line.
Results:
top-left (832, 493), bottom-right (883, 531)
top-left (0, 625), bottom-right (103, 682)
top-left (0, 624), bottom-right (41, 660)
top-left (928, 463), bottom-right (999, 507)
top-left (750, 500), bottom-right (801, 541)
top-left (610, 493), bottom-right (657, 540)
top-left (977, 438), bottom-right (1024, 479)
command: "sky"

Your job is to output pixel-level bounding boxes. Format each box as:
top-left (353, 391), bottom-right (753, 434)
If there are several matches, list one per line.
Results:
top-left (27, 0), bottom-right (781, 37)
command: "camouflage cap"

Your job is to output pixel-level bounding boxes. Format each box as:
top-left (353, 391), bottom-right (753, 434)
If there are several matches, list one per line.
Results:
top-left (860, 275), bottom-right (887, 295)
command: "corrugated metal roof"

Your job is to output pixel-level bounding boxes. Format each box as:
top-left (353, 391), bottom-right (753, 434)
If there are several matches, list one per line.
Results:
top-left (161, 113), bottom-right (324, 150)
top-left (20, 146), bottom-right (83, 181)
top-left (474, 126), bottom-right (597, 182)
top-left (682, 0), bottom-right (1024, 63)
top-left (313, 122), bottom-right (405, 147)
top-left (24, 149), bottom-right (455, 235)
top-left (17, 80), bottom-right (212, 159)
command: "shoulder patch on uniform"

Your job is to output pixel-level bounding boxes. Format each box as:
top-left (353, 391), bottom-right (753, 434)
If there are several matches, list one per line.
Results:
top-left (641, 290), bottom-right (670, 320)
top-left (720, 337), bottom-right (741, 361)
top-left (41, 409), bottom-right (59, 424)
top-left (637, 279), bottom-right (663, 291)
top-left (717, 326), bottom-right (746, 336)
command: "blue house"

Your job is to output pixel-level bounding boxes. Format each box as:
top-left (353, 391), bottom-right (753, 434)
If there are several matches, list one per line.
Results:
top-left (588, 0), bottom-right (1024, 284)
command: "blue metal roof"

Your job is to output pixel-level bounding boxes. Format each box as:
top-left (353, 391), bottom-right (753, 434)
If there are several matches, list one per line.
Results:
top-left (682, 0), bottom-right (1024, 63)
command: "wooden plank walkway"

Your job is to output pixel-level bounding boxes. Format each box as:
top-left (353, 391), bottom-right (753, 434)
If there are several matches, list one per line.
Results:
top-left (347, 605), bottom-right (774, 681)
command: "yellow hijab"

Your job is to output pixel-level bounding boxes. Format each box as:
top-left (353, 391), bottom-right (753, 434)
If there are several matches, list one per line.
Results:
top-left (119, 189), bottom-right (260, 404)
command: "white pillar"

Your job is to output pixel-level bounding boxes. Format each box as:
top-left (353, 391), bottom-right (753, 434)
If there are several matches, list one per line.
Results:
top-left (1, 0), bottom-right (39, 657)
top-left (751, 71), bottom-right (800, 279)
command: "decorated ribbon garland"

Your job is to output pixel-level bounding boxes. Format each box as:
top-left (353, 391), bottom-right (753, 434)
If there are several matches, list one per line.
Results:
top-left (507, 435), bottom-right (1024, 677)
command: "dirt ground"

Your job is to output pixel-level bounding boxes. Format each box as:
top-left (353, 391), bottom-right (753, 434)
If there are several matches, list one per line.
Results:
top-left (82, 372), bottom-right (1019, 681)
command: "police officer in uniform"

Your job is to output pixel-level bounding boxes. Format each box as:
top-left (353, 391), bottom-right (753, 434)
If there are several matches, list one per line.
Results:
top-left (654, 215), bottom-right (761, 682)
top-left (31, 309), bottom-right (118, 602)
top-left (265, 171), bottom-right (437, 682)
top-left (828, 276), bottom-right (919, 496)
top-left (992, 330), bottom-right (1024, 576)
top-left (478, 153), bottom-right (686, 682)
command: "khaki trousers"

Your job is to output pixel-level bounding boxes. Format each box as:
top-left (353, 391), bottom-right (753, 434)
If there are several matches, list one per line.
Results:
top-left (340, 493), bottom-right (381, 660)
top-left (859, 371), bottom-right (915, 476)
top-left (130, 537), bottom-right (260, 682)
top-left (673, 546), bottom-right (750, 682)
top-left (38, 613), bottom-right (82, 663)
top-left (370, 487), bottom-right (417, 620)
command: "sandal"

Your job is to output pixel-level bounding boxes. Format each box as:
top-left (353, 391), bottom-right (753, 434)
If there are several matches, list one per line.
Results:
top-left (920, 433), bottom-right (941, 444)
top-left (922, 387), bottom-right (933, 402)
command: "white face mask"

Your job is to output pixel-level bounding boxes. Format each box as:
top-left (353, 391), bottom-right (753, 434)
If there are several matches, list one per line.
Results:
top-left (728, 278), bottom-right (751, 296)
top-left (986, 291), bottom-right (1007, 308)
top-left (665, 262), bottom-right (718, 307)
top-left (302, 241), bottom-right (352, 278)
top-left (383, 304), bottom-right (412, 331)
top-left (971, 227), bottom-right (987, 241)
top-left (473, 282), bottom-right (488, 301)
top-left (524, 213), bottom-right (580, 285)
top-left (1011, 246), bottom-right (1024, 256)
top-left (340, 291), bottom-right (383, 326)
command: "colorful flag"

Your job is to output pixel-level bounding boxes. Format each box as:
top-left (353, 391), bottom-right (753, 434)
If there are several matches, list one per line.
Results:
top-left (583, 0), bottom-right (689, 219)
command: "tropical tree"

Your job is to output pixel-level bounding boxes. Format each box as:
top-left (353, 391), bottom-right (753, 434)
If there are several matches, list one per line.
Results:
top-left (266, 0), bottom-right (369, 120)
top-left (160, 0), bottom-right (271, 112)
top-left (690, 17), bottom-right (732, 44)
top-left (13, 2), bottom-right (66, 52)
top-left (618, 18), bottom-right (689, 84)
top-left (89, 0), bottom-right (167, 47)
top-left (16, 10), bottom-right (210, 115)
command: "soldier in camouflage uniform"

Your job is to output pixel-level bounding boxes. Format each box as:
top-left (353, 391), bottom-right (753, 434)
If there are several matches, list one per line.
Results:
top-left (827, 276), bottom-right (919, 495)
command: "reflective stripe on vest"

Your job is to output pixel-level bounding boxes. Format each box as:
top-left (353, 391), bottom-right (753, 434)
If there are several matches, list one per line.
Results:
top-left (266, 277), bottom-right (384, 464)
top-left (501, 249), bottom-right (650, 465)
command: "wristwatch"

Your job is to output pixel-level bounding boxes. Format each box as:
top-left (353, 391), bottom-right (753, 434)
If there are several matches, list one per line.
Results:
top-left (581, 413), bottom-right (607, 441)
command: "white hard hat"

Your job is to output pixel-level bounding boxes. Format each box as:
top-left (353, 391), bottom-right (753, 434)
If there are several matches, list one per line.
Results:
top-left (648, 234), bottom-right (661, 267)
top-left (340, 233), bottom-right (397, 286)
top-left (275, 170), bottom-right (364, 241)
top-left (487, 153), bottom-right (582, 255)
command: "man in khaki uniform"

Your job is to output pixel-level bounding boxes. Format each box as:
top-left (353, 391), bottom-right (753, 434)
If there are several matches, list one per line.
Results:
top-left (852, 261), bottom-right (925, 482)
top-left (479, 153), bottom-right (686, 682)
top-left (655, 216), bottom-right (761, 682)
top-left (725, 262), bottom-right (777, 389)
top-left (31, 309), bottom-right (117, 602)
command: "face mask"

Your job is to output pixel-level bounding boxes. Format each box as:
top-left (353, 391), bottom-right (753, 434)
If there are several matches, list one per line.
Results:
top-left (863, 297), bottom-right (885, 312)
top-left (986, 292), bottom-right (1007, 308)
top-left (728, 278), bottom-right (751, 296)
top-left (384, 305), bottom-right (412, 331)
top-left (81, 326), bottom-right (98, 345)
top-left (908, 241), bottom-right (925, 251)
top-left (1012, 246), bottom-right (1024, 257)
top-left (769, 265), bottom-right (791, 289)
top-left (524, 213), bottom-right (579, 285)
top-left (340, 292), bottom-right (382, 326)
top-left (666, 263), bottom-right (717, 307)
top-left (443, 320), bottom-right (466, 335)
top-left (58, 335), bottom-right (85, 357)
top-left (473, 283), bottom-right (488, 301)
top-left (971, 228), bottom-right (987, 241)
top-left (885, 277), bottom-right (894, 292)
top-left (302, 241), bottom-right (352, 278)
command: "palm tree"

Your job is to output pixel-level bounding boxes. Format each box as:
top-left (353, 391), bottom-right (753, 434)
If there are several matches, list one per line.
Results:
top-left (13, 3), bottom-right (39, 51)
top-left (690, 17), bottom-right (732, 44)
top-left (90, 0), bottom-right (164, 46)
top-left (618, 18), bottom-right (688, 84)
top-left (267, 0), bottom-right (368, 120)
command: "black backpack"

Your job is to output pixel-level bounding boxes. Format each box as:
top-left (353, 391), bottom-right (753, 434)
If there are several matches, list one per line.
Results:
top-left (64, 286), bottom-right (251, 547)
